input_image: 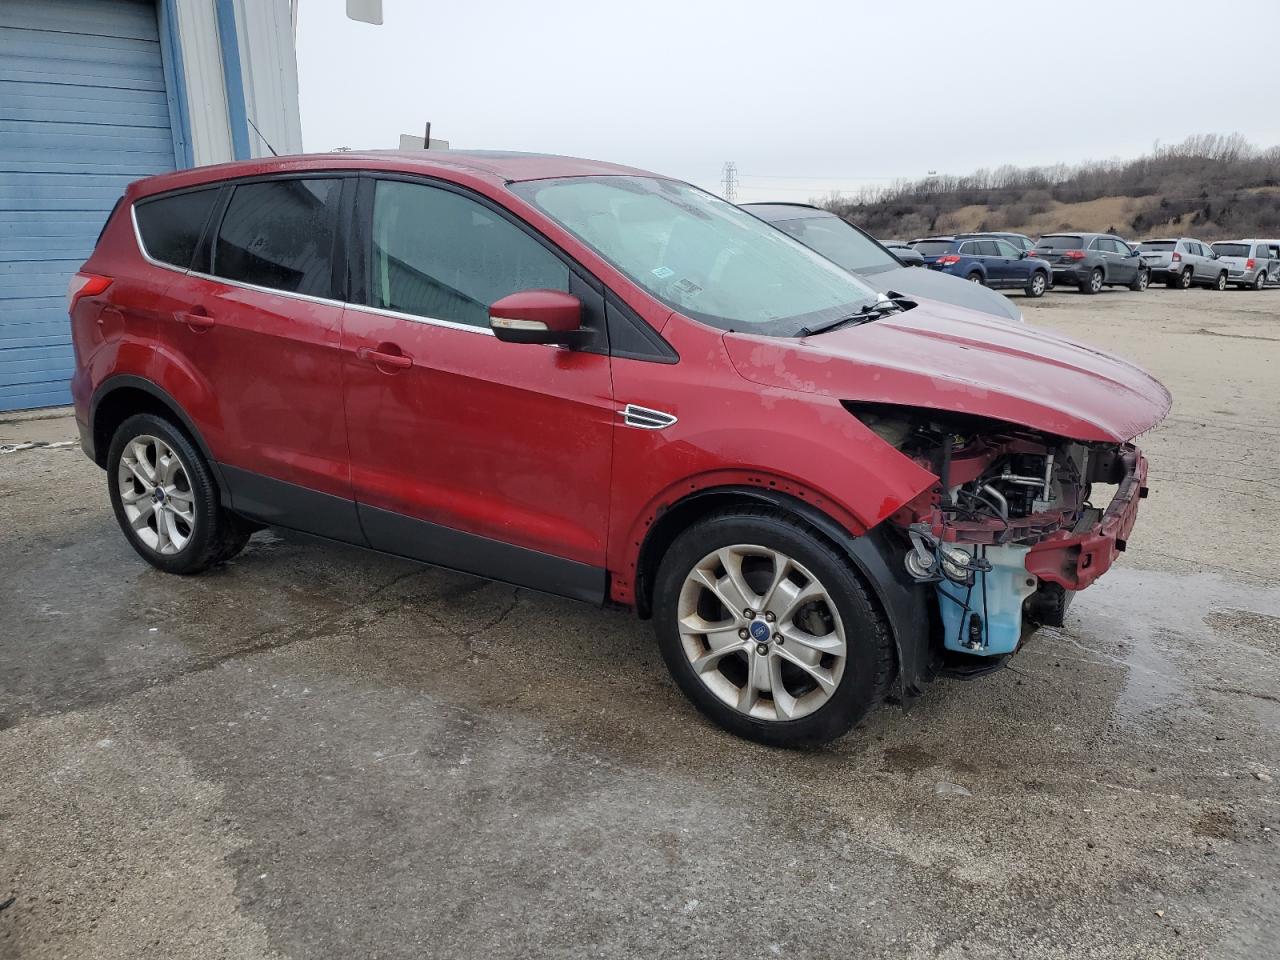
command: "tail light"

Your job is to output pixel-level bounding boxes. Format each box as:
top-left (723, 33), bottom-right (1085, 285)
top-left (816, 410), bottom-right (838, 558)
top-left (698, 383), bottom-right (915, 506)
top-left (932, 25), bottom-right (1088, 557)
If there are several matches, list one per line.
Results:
top-left (1064, 250), bottom-right (1087, 261)
top-left (67, 272), bottom-right (112, 312)
top-left (1246, 258), bottom-right (1256, 269)
top-left (1171, 252), bottom-right (1182, 263)
top-left (937, 255), bottom-right (961, 266)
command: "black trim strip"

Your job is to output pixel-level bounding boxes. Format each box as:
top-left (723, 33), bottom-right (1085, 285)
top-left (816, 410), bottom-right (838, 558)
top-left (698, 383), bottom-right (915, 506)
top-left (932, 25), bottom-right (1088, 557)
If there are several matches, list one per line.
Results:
top-left (358, 503), bottom-right (606, 604)
top-left (218, 464), bottom-right (366, 546)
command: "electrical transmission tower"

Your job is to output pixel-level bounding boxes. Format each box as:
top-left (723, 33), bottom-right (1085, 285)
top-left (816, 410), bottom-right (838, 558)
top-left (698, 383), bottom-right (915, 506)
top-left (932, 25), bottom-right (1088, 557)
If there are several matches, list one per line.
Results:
top-left (721, 161), bottom-right (739, 201)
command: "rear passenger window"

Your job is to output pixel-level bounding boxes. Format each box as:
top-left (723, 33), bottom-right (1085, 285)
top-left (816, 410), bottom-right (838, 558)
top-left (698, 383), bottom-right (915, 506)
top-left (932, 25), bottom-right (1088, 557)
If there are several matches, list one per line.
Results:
top-left (213, 178), bottom-right (341, 297)
top-left (367, 180), bottom-right (569, 328)
top-left (134, 188), bottom-right (220, 269)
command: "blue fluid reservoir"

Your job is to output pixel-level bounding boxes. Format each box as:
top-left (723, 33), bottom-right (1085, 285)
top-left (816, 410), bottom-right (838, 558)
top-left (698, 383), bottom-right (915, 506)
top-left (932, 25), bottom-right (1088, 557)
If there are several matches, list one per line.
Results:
top-left (936, 544), bottom-right (1038, 655)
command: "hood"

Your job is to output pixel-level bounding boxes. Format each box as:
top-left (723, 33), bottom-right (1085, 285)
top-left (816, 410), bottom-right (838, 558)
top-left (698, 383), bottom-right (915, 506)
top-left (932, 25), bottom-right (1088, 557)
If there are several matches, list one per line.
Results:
top-left (723, 298), bottom-right (1171, 443)
top-left (857, 265), bottom-right (1023, 323)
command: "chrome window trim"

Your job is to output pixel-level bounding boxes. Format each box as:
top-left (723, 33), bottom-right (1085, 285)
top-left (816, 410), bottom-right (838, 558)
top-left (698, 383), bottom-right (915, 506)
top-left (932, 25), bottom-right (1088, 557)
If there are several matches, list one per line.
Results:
top-left (132, 199), bottom-right (493, 331)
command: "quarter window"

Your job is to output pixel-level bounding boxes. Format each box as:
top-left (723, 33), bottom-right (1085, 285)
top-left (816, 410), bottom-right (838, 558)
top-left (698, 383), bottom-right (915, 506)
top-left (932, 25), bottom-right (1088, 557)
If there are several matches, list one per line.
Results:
top-left (368, 180), bottom-right (569, 328)
top-left (212, 178), bottom-right (342, 297)
top-left (134, 188), bottom-right (220, 269)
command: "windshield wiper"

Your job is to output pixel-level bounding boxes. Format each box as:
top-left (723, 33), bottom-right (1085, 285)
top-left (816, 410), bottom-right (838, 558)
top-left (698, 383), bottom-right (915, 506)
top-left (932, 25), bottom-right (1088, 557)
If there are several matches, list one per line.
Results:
top-left (797, 296), bottom-right (906, 338)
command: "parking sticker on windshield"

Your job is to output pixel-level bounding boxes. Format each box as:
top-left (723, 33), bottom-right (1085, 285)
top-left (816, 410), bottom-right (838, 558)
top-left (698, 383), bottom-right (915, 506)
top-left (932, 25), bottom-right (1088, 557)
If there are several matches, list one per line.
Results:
top-left (651, 266), bottom-right (675, 279)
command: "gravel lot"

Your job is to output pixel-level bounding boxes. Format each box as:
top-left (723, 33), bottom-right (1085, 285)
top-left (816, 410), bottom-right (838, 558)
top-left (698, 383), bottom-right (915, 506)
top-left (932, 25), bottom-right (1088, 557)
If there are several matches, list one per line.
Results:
top-left (2, 287), bottom-right (1277, 959)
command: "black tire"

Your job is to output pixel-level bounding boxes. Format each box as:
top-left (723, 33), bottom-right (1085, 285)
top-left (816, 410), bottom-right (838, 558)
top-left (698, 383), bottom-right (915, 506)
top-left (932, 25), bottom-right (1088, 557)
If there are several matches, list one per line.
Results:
top-left (1213, 271), bottom-right (1228, 291)
top-left (966, 271), bottom-right (983, 285)
top-left (1177, 267), bottom-right (1193, 289)
top-left (652, 507), bottom-right (894, 748)
top-left (107, 413), bottom-right (252, 575)
top-left (1252, 271), bottom-right (1265, 291)
top-left (1128, 268), bottom-right (1149, 292)
top-left (1024, 270), bottom-right (1048, 298)
top-left (1079, 267), bottom-right (1103, 294)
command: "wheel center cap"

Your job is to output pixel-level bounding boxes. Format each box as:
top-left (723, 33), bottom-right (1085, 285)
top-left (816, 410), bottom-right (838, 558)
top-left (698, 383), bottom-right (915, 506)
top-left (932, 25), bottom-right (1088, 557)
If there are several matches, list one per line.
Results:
top-left (152, 487), bottom-right (166, 504)
top-left (748, 620), bottom-right (771, 643)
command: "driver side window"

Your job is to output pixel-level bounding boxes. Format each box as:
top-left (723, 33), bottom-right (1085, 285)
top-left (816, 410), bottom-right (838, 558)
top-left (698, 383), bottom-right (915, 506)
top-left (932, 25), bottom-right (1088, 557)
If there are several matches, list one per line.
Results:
top-left (368, 180), bottom-right (569, 328)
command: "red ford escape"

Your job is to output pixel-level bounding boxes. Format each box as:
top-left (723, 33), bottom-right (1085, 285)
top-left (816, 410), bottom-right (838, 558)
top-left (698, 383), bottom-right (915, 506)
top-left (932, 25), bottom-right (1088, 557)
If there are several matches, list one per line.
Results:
top-left (69, 151), bottom-right (1170, 747)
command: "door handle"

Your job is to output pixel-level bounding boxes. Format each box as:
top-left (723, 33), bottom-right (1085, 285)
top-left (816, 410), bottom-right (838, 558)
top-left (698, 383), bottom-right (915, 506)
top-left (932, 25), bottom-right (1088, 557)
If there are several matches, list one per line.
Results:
top-left (356, 345), bottom-right (413, 370)
top-left (175, 310), bottom-right (215, 332)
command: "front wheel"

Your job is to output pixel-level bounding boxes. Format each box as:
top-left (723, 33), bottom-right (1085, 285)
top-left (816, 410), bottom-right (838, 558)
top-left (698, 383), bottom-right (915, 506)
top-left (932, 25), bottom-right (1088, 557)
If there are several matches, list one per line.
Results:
top-left (1129, 268), bottom-right (1150, 291)
top-left (107, 413), bottom-right (252, 575)
top-left (1252, 271), bottom-right (1266, 291)
top-left (1025, 271), bottom-right (1048, 298)
top-left (653, 509), bottom-right (893, 748)
top-left (1080, 268), bottom-right (1103, 294)
top-left (1214, 271), bottom-right (1228, 291)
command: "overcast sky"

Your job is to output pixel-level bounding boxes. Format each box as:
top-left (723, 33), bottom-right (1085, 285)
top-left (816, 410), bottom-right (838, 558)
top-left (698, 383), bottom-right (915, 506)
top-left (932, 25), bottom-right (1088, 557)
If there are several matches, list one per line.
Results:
top-left (296, 0), bottom-right (1275, 203)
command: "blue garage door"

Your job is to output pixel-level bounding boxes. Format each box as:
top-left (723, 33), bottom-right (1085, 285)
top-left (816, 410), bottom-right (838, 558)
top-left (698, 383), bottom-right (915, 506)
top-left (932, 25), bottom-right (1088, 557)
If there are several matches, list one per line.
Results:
top-left (0, 0), bottom-right (177, 411)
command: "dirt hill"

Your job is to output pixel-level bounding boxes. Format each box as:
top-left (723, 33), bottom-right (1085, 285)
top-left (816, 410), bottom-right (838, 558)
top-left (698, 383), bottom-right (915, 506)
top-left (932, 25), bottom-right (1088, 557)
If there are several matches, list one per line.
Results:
top-left (824, 134), bottom-right (1280, 242)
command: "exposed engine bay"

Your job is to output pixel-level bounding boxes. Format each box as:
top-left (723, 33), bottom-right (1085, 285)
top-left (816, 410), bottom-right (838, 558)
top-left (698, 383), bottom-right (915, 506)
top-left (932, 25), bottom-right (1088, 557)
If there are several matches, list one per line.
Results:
top-left (849, 403), bottom-right (1150, 660)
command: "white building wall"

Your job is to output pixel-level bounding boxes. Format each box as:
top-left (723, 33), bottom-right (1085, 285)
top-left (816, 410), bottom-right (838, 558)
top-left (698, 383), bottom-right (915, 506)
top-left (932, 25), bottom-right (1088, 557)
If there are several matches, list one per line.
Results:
top-left (172, 0), bottom-right (234, 166)
top-left (233, 0), bottom-right (303, 157)
top-left (171, 0), bottom-right (301, 165)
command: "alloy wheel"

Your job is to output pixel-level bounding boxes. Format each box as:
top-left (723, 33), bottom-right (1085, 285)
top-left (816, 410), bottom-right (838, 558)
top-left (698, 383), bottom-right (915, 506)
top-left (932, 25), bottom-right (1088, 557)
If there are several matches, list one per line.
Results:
top-left (1090, 270), bottom-right (1103, 293)
top-left (116, 435), bottom-right (196, 555)
top-left (676, 544), bottom-right (847, 722)
top-left (1139, 270), bottom-right (1149, 290)
top-left (1031, 274), bottom-right (1046, 296)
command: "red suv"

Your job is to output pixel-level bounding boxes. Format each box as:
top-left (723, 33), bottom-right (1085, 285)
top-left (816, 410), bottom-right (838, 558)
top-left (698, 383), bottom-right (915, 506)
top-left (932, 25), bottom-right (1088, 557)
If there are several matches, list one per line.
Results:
top-left (70, 151), bottom-right (1170, 747)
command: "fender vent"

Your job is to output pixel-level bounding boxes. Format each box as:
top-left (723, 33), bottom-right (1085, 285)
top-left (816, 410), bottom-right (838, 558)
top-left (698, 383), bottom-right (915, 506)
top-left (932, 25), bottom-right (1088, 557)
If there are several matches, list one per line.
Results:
top-left (622, 404), bottom-right (677, 430)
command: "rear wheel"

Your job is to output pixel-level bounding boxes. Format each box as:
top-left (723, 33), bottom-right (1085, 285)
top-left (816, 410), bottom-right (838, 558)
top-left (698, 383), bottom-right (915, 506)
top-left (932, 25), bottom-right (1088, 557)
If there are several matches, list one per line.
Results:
top-left (1129, 268), bottom-right (1149, 291)
top-left (1252, 270), bottom-right (1266, 291)
top-left (653, 509), bottom-right (893, 748)
top-left (967, 271), bottom-right (983, 285)
top-left (1080, 268), bottom-right (1103, 294)
top-left (1176, 267), bottom-right (1193, 289)
top-left (1214, 271), bottom-right (1228, 291)
top-left (1025, 271), bottom-right (1048, 298)
top-left (107, 413), bottom-right (252, 575)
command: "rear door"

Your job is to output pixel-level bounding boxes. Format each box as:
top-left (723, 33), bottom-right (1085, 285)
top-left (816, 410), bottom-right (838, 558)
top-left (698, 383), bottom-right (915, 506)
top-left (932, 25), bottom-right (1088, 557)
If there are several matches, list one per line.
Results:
top-left (339, 176), bottom-right (614, 599)
top-left (165, 174), bottom-right (359, 539)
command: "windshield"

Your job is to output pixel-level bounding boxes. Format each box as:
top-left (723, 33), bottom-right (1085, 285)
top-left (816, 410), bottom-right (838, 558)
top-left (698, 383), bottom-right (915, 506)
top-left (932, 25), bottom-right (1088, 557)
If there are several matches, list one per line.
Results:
top-left (765, 215), bottom-right (898, 275)
top-left (1138, 241), bottom-right (1176, 251)
top-left (912, 240), bottom-right (955, 257)
top-left (510, 176), bottom-right (879, 336)
top-left (1212, 242), bottom-right (1250, 258)
top-left (1037, 236), bottom-right (1084, 250)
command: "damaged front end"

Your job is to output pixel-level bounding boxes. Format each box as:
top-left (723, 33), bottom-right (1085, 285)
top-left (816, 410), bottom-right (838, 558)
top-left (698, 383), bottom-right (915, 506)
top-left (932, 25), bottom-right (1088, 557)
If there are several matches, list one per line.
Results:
top-left (849, 402), bottom-right (1151, 668)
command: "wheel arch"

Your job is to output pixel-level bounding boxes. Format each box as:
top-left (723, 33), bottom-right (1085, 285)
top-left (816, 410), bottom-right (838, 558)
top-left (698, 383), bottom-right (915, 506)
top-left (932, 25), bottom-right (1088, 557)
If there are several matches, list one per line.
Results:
top-left (89, 376), bottom-right (227, 501)
top-left (632, 485), bottom-right (935, 700)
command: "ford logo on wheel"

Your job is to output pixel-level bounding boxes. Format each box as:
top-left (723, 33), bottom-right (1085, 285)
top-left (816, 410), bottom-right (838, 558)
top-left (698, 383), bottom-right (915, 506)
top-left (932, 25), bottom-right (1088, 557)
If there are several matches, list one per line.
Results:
top-left (749, 620), bottom-right (772, 643)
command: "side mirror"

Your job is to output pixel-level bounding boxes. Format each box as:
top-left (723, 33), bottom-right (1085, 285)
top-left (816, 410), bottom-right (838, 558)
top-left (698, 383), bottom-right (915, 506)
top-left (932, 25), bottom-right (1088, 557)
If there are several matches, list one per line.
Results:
top-left (1018, 250), bottom-right (1029, 259)
top-left (490, 289), bottom-right (586, 347)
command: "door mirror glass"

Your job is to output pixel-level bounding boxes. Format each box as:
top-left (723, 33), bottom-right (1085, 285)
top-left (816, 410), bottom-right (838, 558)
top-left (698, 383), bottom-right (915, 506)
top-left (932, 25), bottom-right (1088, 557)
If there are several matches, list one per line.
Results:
top-left (490, 289), bottom-right (586, 346)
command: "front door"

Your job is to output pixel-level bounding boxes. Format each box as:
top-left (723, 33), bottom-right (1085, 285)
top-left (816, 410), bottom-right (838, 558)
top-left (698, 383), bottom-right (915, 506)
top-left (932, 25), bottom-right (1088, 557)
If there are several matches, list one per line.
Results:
top-left (340, 178), bottom-right (614, 600)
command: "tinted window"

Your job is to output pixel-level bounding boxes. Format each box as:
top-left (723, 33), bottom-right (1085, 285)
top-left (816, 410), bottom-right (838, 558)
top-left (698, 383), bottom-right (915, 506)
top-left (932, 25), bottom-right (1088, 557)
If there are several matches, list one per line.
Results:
top-left (369, 180), bottom-right (569, 328)
top-left (134, 188), bottom-right (220, 269)
top-left (1139, 241), bottom-right (1175, 251)
top-left (767, 215), bottom-right (897, 274)
top-left (1212, 243), bottom-right (1250, 257)
top-left (213, 179), bottom-right (341, 297)
top-left (1037, 235), bottom-right (1084, 250)
top-left (913, 240), bottom-right (955, 257)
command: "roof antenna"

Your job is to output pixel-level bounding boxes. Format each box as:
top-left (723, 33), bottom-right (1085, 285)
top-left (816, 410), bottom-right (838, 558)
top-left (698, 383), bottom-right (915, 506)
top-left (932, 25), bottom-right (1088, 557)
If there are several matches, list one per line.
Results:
top-left (246, 116), bottom-right (279, 157)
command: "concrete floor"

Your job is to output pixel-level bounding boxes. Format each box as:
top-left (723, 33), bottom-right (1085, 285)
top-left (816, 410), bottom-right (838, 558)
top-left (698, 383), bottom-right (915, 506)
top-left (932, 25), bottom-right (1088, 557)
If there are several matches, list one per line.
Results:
top-left (2, 287), bottom-right (1278, 959)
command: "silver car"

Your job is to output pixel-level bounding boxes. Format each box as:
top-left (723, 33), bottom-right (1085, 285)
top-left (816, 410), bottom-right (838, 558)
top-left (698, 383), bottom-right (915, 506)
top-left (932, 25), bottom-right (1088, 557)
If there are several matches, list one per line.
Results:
top-left (1244, 238), bottom-right (1280, 284)
top-left (1137, 237), bottom-right (1230, 290)
top-left (1210, 240), bottom-right (1272, 290)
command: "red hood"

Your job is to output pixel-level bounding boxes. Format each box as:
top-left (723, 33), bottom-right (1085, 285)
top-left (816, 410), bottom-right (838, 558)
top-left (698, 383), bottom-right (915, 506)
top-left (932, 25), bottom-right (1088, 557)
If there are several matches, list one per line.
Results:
top-left (723, 299), bottom-right (1171, 443)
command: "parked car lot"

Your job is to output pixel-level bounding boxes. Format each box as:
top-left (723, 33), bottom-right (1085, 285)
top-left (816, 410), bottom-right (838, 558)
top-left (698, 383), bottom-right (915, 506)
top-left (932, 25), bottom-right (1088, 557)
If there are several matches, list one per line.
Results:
top-left (3, 285), bottom-right (1277, 959)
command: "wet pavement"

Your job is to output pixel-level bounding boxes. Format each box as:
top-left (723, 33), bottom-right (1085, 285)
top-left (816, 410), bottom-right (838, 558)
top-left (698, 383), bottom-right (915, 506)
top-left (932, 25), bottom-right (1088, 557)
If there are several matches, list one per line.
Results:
top-left (2, 288), bottom-right (1279, 959)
